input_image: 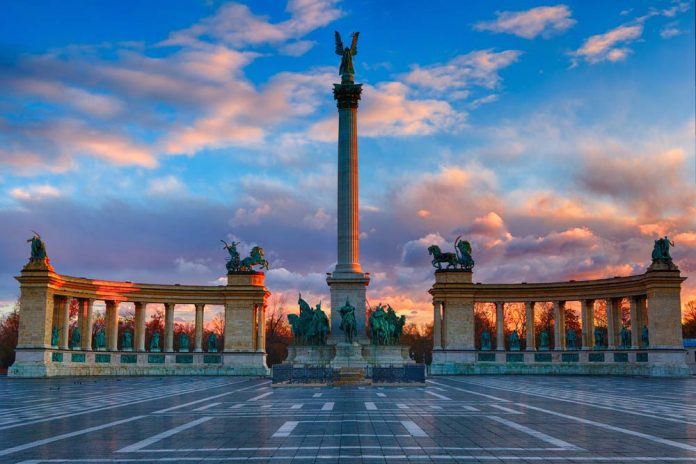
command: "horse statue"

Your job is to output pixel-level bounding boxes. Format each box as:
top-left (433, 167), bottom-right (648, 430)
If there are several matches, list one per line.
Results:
top-left (339, 299), bottom-right (358, 343)
top-left (454, 236), bottom-right (475, 271)
top-left (369, 304), bottom-right (388, 345)
top-left (221, 239), bottom-right (241, 273)
top-left (428, 245), bottom-right (458, 270)
top-left (289, 294), bottom-right (330, 345)
top-left (288, 314), bottom-right (302, 344)
top-left (239, 246), bottom-right (269, 272)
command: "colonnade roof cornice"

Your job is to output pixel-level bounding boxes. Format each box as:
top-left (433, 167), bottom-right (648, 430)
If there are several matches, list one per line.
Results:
top-left (429, 269), bottom-right (685, 302)
top-left (16, 270), bottom-right (267, 304)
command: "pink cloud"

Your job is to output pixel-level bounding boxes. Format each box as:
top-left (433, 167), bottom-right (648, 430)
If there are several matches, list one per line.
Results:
top-left (474, 5), bottom-right (576, 39)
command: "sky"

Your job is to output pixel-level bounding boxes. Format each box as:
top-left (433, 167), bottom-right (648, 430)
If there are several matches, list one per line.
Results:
top-left (0, 0), bottom-right (694, 325)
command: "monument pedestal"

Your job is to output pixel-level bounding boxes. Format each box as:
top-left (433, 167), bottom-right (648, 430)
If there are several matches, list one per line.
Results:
top-left (331, 342), bottom-right (365, 368)
top-left (363, 345), bottom-right (411, 366)
top-left (287, 345), bottom-right (335, 366)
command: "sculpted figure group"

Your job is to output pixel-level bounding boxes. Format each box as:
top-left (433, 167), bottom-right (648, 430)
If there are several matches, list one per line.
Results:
top-left (222, 240), bottom-right (269, 273)
top-left (428, 236), bottom-right (475, 271)
top-left (369, 304), bottom-right (406, 346)
top-left (288, 294), bottom-right (330, 345)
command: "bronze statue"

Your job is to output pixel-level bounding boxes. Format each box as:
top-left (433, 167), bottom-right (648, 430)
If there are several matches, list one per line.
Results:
top-left (27, 231), bottom-right (47, 260)
top-left (288, 294), bottom-right (330, 345)
top-left (509, 330), bottom-right (520, 351)
top-left (454, 236), bottom-right (475, 271)
top-left (539, 330), bottom-right (550, 351)
top-left (239, 246), bottom-right (269, 272)
top-left (429, 238), bottom-right (475, 270)
top-left (70, 326), bottom-right (81, 349)
top-left (369, 303), bottom-right (405, 346)
top-left (221, 240), bottom-right (241, 273)
top-left (339, 299), bottom-right (358, 344)
top-left (208, 332), bottom-right (218, 352)
top-left (335, 31), bottom-right (359, 81)
top-left (620, 326), bottom-right (631, 349)
top-left (51, 326), bottom-right (59, 347)
top-left (480, 330), bottom-right (492, 351)
top-left (651, 236), bottom-right (674, 261)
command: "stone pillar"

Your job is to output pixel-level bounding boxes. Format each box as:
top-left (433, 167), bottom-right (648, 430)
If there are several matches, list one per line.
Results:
top-left (495, 302), bottom-right (505, 351)
top-left (15, 262), bottom-right (56, 350)
top-left (629, 296), bottom-right (639, 349)
top-left (224, 300), bottom-right (254, 351)
top-left (194, 304), bottom-right (204, 353)
top-left (60, 297), bottom-right (71, 350)
top-left (134, 302), bottom-right (146, 352)
top-left (106, 300), bottom-right (119, 351)
top-left (433, 301), bottom-right (442, 350)
top-left (645, 269), bottom-right (684, 348)
top-left (76, 298), bottom-right (85, 349)
top-left (525, 301), bottom-right (535, 351)
top-left (164, 303), bottom-right (174, 352)
top-left (607, 298), bottom-right (619, 349)
top-left (81, 299), bottom-right (94, 350)
top-left (444, 298), bottom-right (475, 350)
top-left (581, 299), bottom-right (595, 349)
top-left (256, 303), bottom-right (265, 352)
top-left (553, 301), bottom-right (565, 350)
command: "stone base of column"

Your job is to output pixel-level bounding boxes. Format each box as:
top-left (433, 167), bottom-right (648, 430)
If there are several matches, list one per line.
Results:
top-left (285, 345), bottom-right (335, 366)
top-left (330, 342), bottom-right (365, 368)
top-left (327, 272), bottom-right (370, 344)
top-left (362, 344), bottom-right (412, 366)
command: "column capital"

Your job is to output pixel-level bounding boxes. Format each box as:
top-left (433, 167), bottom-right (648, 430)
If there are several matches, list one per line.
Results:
top-left (333, 82), bottom-right (362, 109)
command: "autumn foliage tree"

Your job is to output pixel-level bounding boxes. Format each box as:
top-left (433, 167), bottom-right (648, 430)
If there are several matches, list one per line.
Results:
top-left (0, 302), bottom-right (20, 369)
top-left (265, 295), bottom-right (292, 366)
top-left (682, 300), bottom-right (696, 338)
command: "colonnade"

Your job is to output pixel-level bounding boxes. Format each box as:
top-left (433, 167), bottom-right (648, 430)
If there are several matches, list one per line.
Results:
top-left (51, 297), bottom-right (267, 353)
top-left (432, 296), bottom-right (649, 351)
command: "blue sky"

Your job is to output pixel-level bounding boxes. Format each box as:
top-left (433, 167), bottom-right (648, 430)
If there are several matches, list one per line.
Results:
top-left (0, 1), bottom-right (694, 322)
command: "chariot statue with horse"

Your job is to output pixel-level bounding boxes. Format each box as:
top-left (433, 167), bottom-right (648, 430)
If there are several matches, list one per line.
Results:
top-left (428, 236), bottom-right (475, 271)
top-left (368, 303), bottom-right (406, 346)
top-left (222, 239), bottom-right (269, 272)
top-left (288, 294), bottom-right (330, 345)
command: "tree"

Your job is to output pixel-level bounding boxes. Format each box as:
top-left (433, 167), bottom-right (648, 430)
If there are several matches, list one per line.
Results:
top-left (145, 309), bottom-right (164, 350)
top-left (401, 323), bottom-right (433, 364)
top-left (474, 303), bottom-right (495, 349)
top-left (265, 295), bottom-right (292, 366)
top-left (534, 302), bottom-right (555, 348)
top-left (683, 300), bottom-right (696, 338)
top-left (0, 302), bottom-right (20, 369)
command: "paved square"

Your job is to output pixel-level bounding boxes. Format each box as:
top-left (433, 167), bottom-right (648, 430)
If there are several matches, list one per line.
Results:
top-left (2, 376), bottom-right (696, 463)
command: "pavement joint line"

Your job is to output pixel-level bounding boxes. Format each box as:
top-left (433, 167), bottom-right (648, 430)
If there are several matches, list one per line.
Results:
top-left (118, 416), bottom-right (213, 453)
top-left (0, 415), bottom-right (145, 457)
top-left (272, 420), bottom-right (299, 438)
top-left (401, 420), bottom-right (428, 437)
top-left (427, 379), bottom-right (510, 402)
top-left (15, 456), bottom-right (696, 462)
top-left (321, 402), bottom-right (334, 411)
top-left (489, 404), bottom-right (522, 414)
top-left (247, 391), bottom-right (273, 401)
top-left (516, 402), bottom-right (696, 452)
top-left (487, 415), bottom-right (583, 451)
top-left (192, 402), bottom-right (221, 412)
top-left (425, 390), bottom-right (451, 400)
top-left (153, 381), bottom-right (267, 414)
top-left (365, 401), bottom-right (377, 410)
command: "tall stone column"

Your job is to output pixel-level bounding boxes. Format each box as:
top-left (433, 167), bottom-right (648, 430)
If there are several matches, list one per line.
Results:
top-left (607, 298), bottom-right (619, 349)
top-left (81, 299), bottom-right (94, 350)
top-left (134, 302), bottom-right (146, 352)
top-left (495, 302), bottom-right (505, 351)
top-left (525, 301), bottom-right (535, 351)
top-left (327, 76), bottom-right (370, 344)
top-left (106, 300), bottom-right (119, 351)
top-left (629, 296), bottom-right (639, 349)
top-left (256, 304), bottom-right (265, 352)
top-left (581, 299), bottom-right (595, 349)
top-left (553, 301), bottom-right (565, 350)
top-left (60, 297), bottom-right (71, 350)
top-left (433, 301), bottom-right (442, 350)
top-left (194, 304), bottom-right (204, 353)
top-left (164, 303), bottom-right (174, 352)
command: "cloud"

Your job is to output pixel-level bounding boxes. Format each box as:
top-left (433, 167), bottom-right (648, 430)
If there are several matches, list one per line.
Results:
top-left (660, 21), bottom-right (686, 38)
top-left (147, 176), bottom-right (187, 196)
top-left (160, 0), bottom-right (342, 51)
top-left (404, 50), bottom-right (521, 94)
top-left (573, 24), bottom-right (643, 65)
top-left (10, 185), bottom-right (62, 202)
top-left (175, 257), bottom-right (211, 274)
top-left (474, 5), bottom-right (576, 39)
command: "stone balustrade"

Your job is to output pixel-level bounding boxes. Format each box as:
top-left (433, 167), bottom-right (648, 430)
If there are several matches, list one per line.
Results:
top-left (9, 258), bottom-right (270, 377)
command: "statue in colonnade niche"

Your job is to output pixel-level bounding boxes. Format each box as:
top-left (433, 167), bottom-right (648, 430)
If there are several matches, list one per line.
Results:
top-left (150, 331), bottom-right (161, 352)
top-left (288, 294), bottom-right (330, 345)
top-left (539, 330), bottom-right (549, 351)
top-left (222, 240), bottom-right (241, 273)
top-left (509, 330), bottom-right (520, 351)
top-left (641, 325), bottom-right (649, 348)
top-left (566, 329), bottom-right (577, 350)
top-left (179, 332), bottom-right (190, 352)
top-left (51, 327), bottom-right (59, 347)
top-left (428, 237), bottom-right (475, 271)
top-left (593, 327), bottom-right (604, 349)
top-left (95, 328), bottom-right (106, 350)
top-left (339, 299), bottom-right (358, 344)
top-left (70, 326), bottom-right (81, 349)
top-left (208, 332), bottom-right (218, 352)
top-left (480, 330), bottom-right (492, 351)
top-left (620, 326), bottom-right (631, 349)
top-left (122, 331), bottom-right (133, 351)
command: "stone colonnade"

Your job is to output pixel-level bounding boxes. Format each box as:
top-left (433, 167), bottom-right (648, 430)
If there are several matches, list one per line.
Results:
top-left (10, 259), bottom-right (270, 377)
top-left (429, 268), bottom-right (688, 376)
top-left (432, 297), bottom-right (649, 351)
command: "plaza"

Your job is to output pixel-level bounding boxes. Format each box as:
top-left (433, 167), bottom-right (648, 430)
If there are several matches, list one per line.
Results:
top-left (1, 375), bottom-right (696, 463)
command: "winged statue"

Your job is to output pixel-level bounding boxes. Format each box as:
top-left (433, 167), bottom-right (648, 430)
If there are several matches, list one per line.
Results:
top-left (335, 31), bottom-right (359, 81)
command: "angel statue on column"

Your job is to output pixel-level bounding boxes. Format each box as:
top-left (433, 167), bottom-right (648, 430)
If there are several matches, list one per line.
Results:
top-left (335, 31), bottom-right (359, 82)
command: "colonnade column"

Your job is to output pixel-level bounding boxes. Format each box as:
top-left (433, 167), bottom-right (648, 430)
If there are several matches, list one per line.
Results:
top-left (60, 297), bottom-right (71, 350)
top-left (525, 301), bottom-right (535, 351)
top-left (637, 297), bottom-right (648, 345)
top-left (553, 301), bottom-right (565, 350)
top-left (581, 299), bottom-right (595, 349)
top-left (495, 302), bottom-right (505, 351)
top-left (134, 302), bottom-right (146, 352)
top-left (164, 303), bottom-right (174, 352)
top-left (81, 299), bottom-right (94, 350)
top-left (433, 301), bottom-right (442, 350)
top-left (106, 300), bottom-right (119, 351)
top-left (607, 298), bottom-right (619, 349)
top-left (629, 296), bottom-right (639, 349)
top-left (194, 304), bottom-right (204, 353)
